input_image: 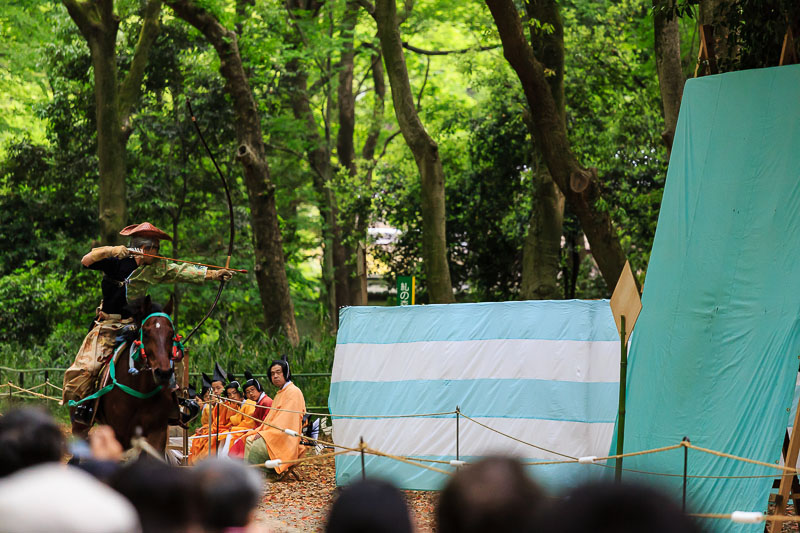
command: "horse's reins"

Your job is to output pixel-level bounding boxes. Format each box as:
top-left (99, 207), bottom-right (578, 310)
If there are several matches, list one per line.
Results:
top-left (130, 312), bottom-right (185, 369)
top-left (68, 313), bottom-right (183, 406)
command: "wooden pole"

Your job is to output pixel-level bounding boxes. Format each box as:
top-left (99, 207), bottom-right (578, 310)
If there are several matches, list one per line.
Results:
top-left (615, 315), bottom-right (627, 483)
top-left (182, 426), bottom-right (189, 466)
top-left (207, 404), bottom-right (213, 460)
top-left (214, 401), bottom-right (221, 456)
top-left (771, 378), bottom-right (800, 531)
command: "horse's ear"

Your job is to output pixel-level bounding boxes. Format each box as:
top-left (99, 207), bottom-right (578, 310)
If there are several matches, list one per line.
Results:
top-left (164, 294), bottom-right (174, 316)
top-left (141, 295), bottom-right (152, 316)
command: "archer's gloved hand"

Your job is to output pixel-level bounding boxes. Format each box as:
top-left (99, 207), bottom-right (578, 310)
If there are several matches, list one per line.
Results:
top-left (206, 269), bottom-right (234, 282)
top-left (110, 245), bottom-right (131, 259)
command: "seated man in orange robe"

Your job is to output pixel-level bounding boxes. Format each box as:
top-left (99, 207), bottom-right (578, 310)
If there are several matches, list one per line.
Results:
top-left (240, 356), bottom-right (306, 475)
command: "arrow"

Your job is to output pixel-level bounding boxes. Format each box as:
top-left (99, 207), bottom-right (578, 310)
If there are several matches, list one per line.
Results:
top-left (128, 249), bottom-right (248, 273)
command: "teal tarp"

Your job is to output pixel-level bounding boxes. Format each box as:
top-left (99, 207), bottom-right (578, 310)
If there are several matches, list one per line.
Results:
top-left (617, 65), bottom-right (800, 531)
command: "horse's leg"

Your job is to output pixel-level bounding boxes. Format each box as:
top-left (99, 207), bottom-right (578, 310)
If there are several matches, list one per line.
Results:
top-left (70, 410), bottom-right (91, 441)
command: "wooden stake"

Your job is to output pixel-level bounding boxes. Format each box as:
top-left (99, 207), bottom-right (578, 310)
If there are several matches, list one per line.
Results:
top-left (694, 24), bottom-right (718, 78)
top-left (780, 26), bottom-right (798, 66)
top-left (770, 373), bottom-right (800, 531)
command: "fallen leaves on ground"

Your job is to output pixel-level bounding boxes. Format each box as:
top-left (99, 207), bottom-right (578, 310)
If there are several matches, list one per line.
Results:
top-left (255, 454), bottom-right (438, 532)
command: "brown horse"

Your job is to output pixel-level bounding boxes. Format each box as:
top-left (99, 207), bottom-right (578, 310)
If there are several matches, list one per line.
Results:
top-left (96, 295), bottom-right (182, 452)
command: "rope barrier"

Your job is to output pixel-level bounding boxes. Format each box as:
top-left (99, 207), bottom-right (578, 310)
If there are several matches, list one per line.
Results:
top-left (131, 436), bottom-right (167, 463)
top-left (683, 442), bottom-right (796, 473)
top-left (20, 382), bottom-right (47, 391)
top-left (45, 380), bottom-right (63, 392)
top-left (593, 443), bottom-right (684, 463)
top-left (248, 449), bottom-right (351, 468)
top-left (187, 428), bottom-right (251, 441)
top-left (4, 380), bottom-right (799, 485)
top-left (459, 412), bottom-right (577, 460)
top-left (363, 446), bottom-right (454, 476)
top-left (206, 392), bottom-right (456, 419)
top-left (4, 383), bottom-right (62, 402)
top-left (586, 461), bottom-right (799, 480)
top-left (691, 513), bottom-right (800, 523)
top-left (205, 394), bottom-right (361, 454)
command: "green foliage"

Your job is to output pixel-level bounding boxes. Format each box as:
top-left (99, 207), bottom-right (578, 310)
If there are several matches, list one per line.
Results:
top-left (0, 264), bottom-right (77, 344)
top-left (564, 0), bottom-right (668, 276)
top-left (716, 0), bottom-right (800, 71)
top-left (2, 0), bottom-right (758, 408)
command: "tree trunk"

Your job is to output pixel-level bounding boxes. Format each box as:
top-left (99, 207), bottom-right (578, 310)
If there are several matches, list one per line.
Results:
top-left (283, 0), bottom-right (350, 327)
top-left (168, 0), bottom-right (299, 345)
top-left (519, 0), bottom-right (565, 300)
top-left (521, 165), bottom-right (564, 300)
top-left (335, 1), bottom-right (363, 306)
top-left (374, 0), bottom-right (455, 303)
top-left (62, 0), bottom-right (162, 245)
top-left (486, 0), bottom-right (627, 292)
top-left (698, 0), bottom-right (731, 69)
top-left (337, 1), bottom-right (358, 178)
top-left (283, 56), bottom-right (338, 326)
top-left (653, 0), bottom-right (685, 154)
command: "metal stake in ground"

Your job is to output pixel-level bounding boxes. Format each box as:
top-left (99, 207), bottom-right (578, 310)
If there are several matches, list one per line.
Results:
top-left (682, 436), bottom-right (690, 512)
top-left (360, 436), bottom-right (366, 480)
top-left (456, 405), bottom-right (460, 463)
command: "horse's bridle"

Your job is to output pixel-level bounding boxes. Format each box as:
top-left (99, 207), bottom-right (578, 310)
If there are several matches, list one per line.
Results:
top-left (130, 312), bottom-right (185, 372)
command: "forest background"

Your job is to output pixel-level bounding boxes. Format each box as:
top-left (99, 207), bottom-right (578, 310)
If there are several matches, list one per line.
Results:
top-left (0, 0), bottom-right (795, 409)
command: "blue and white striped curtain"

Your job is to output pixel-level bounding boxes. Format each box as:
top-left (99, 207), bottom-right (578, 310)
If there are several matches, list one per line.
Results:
top-left (330, 300), bottom-right (620, 490)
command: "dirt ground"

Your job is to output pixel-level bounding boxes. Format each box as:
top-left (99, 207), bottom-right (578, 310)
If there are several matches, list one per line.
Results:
top-left (253, 455), bottom-right (800, 533)
top-left (254, 454), bottom-right (437, 532)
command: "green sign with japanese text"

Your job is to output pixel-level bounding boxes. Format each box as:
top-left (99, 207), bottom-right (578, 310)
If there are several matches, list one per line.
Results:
top-left (397, 276), bottom-right (415, 306)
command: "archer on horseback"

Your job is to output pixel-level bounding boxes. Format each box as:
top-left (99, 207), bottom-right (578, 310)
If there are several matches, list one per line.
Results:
top-left (63, 221), bottom-right (235, 434)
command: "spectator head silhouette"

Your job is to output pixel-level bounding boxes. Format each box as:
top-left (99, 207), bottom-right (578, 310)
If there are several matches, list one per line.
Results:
top-left (326, 478), bottom-right (413, 533)
top-left (0, 407), bottom-right (65, 478)
top-left (437, 456), bottom-right (544, 533)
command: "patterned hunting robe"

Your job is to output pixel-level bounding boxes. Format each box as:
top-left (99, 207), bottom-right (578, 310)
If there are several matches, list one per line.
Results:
top-left (63, 258), bottom-right (207, 406)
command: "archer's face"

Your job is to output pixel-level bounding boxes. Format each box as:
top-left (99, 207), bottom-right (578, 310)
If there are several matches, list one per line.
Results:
top-left (227, 388), bottom-right (243, 401)
top-left (140, 243), bottom-right (160, 265)
top-left (211, 381), bottom-right (225, 396)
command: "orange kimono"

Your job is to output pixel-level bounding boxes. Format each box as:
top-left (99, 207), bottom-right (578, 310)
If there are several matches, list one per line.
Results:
top-left (229, 399), bottom-right (258, 434)
top-left (246, 382), bottom-right (306, 474)
top-left (188, 400), bottom-right (232, 464)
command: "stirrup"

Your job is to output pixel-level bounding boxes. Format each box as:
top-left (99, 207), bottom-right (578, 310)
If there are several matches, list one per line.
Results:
top-left (72, 404), bottom-right (94, 426)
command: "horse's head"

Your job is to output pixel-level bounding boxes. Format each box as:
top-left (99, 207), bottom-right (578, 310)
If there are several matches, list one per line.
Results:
top-left (130, 295), bottom-right (180, 388)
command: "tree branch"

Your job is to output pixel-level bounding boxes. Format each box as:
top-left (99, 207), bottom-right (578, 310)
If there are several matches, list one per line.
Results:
top-left (357, 0), bottom-right (375, 15)
top-left (377, 129), bottom-right (401, 160)
top-left (119, 0), bottom-right (163, 130)
top-left (62, 0), bottom-right (101, 40)
top-left (402, 41), bottom-right (501, 55)
top-left (415, 55), bottom-right (430, 110)
top-left (361, 50), bottom-right (384, 161)
top-left (266, 142), bottom-right (326, 183)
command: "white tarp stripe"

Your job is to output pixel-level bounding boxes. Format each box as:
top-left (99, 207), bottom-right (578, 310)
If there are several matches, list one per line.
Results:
top-left (331, 417), bottom-right (615, 461)
top-left (332, 338), bottom-right (621, 384)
